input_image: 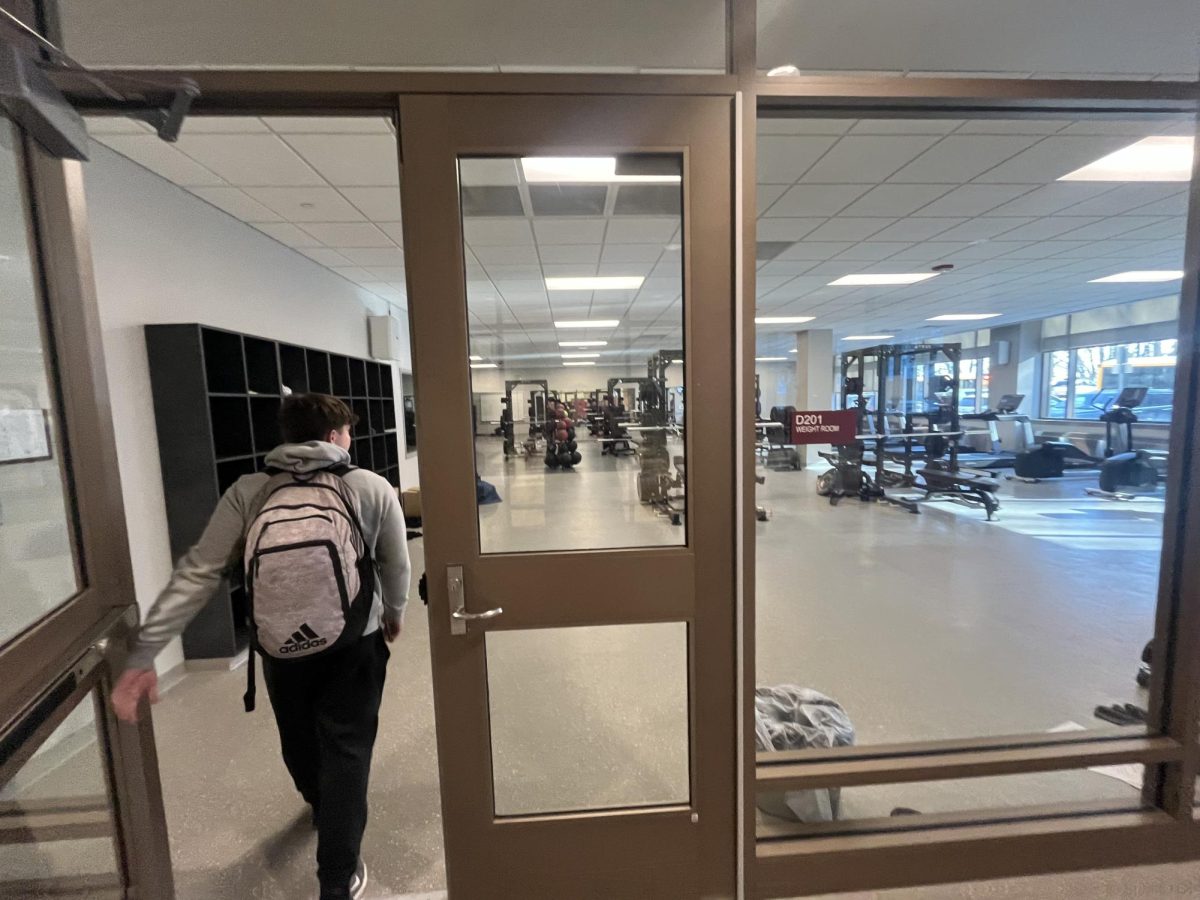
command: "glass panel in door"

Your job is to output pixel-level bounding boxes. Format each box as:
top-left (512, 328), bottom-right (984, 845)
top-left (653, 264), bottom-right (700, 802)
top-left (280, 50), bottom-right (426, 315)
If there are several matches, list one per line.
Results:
top-left (0, 118), bottom-right (80, 648)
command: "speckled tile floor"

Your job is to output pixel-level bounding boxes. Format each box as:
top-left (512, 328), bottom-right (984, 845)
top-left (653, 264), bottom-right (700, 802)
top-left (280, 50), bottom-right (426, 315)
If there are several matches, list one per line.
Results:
top-left (20, 436), bottom-right (1196, 897)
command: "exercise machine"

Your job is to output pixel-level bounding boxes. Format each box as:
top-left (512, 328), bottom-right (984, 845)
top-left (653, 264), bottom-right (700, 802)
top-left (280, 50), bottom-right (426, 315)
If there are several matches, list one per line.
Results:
top-left (958, 394), bottom-right (1034, 470)
top-left (501, 379), bottom-right (549, 458)
top-left (818, 343), bottom-right (1000, 519)
top-left (1086, 387), bottom-right (1167, 497)
top-left (1012, 387), bottom-right (1147, 482)
top-left (633, 350), bottom-right (686, 525)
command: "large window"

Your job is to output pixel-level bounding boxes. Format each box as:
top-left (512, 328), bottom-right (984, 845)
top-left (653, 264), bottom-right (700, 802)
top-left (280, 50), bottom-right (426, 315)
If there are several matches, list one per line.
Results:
top-left (1043, 339), bottom-right (1177, 423)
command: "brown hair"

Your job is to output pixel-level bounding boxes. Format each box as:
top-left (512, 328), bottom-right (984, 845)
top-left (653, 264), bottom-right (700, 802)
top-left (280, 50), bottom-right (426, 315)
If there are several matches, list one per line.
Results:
top-left (278, 393), bottom-right (359, 444)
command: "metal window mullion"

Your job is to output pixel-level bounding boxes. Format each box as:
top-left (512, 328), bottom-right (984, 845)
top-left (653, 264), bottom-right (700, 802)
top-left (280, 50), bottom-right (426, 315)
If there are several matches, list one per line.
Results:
top-left (756, 736), bottom-right (1181, 792)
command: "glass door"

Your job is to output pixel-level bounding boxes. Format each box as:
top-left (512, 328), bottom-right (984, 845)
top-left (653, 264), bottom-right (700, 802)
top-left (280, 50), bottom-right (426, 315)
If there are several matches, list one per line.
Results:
top-left (399, 94), bottom-right (737, 897)
top-left (0, 110), bottom-right (172, 896)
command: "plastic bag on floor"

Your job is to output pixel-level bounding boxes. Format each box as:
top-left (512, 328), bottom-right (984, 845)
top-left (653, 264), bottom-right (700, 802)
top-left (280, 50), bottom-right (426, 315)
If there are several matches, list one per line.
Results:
top-left (755, 685), bottom-right (855, 823)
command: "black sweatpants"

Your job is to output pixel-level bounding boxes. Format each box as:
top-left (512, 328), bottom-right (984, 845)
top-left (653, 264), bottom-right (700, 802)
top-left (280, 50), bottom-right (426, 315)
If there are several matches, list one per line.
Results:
top-left (262, 630), bottom-right (389, 897)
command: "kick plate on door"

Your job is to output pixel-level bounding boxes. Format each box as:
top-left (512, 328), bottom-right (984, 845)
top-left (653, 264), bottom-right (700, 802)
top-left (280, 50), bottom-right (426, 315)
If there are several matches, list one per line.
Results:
top-left (447, 565), bottom-right (504, 635)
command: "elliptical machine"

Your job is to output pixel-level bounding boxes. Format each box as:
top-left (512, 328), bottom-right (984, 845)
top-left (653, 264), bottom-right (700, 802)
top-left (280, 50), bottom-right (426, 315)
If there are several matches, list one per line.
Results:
top-left (1092, 387), bottom-right (1160, 494)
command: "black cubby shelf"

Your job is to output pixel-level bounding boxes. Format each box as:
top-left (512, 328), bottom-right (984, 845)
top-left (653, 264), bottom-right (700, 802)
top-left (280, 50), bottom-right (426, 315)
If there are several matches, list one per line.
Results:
top-left (145, 323), bottom-right (401, 663)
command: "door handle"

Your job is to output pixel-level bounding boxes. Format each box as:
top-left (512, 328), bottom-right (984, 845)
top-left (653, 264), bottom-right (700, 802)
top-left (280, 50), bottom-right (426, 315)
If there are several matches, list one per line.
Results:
top-left (447, 565), bottom-right (503, 635)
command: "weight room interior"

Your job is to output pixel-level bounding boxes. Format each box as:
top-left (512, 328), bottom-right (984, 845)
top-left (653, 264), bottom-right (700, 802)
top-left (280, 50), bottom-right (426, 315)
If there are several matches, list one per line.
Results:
top-left (6, 102), bottom-right (1194, 897)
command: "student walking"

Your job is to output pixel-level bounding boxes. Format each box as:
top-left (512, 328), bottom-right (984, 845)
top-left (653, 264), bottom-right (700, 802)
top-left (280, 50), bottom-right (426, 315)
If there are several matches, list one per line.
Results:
top-left (112, 393), bottom-right (411, 900)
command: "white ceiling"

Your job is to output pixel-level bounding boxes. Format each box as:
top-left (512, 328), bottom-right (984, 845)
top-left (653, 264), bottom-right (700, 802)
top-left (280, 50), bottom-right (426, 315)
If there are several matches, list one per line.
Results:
top-left (88, 114), bottom-right (1195, 365)
top-left (754, 117), bottom-right (1194, 355)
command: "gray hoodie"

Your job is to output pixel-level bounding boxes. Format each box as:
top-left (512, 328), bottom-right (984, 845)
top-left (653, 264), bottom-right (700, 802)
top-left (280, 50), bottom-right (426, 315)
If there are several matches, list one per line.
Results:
top-left (127, 442), bottom-right (411, 670)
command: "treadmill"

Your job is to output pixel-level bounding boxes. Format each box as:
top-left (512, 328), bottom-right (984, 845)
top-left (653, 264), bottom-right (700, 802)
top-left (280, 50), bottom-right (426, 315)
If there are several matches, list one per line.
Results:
top-left (958, 394), bottom-right (1034, 470)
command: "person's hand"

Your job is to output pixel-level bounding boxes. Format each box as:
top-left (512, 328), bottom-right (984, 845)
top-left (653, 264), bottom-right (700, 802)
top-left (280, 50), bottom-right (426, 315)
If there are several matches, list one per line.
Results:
top-left (382, 610), bottom-right (404, 643)
top-left (111, 668), bottom-right (159, 723)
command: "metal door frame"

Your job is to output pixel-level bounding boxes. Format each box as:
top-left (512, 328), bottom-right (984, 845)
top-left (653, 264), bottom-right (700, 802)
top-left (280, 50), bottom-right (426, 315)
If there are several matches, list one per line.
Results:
top-left (399, 92), bottom-right (737, 898)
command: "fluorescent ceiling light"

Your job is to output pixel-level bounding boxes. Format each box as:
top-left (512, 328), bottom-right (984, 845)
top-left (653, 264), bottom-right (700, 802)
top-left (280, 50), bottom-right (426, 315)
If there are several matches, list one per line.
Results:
top-left (671, 358), bottom-right (683, 364)
top-left (756, 356), bottom-right (788, 362)
top-left (766, 65), bottom-right (801, 77)
top-left (522, 157), bottom-right (681, 184)
top-left (927, 314), bottom-right (1000, 322)
top-left (843, 334), bottom-right (895, 341)
top-left (546, 276), bottom-right (644, 291)
top-left (1089, 270), bottom-right (1184, 284)
top-left (755, 316), bottom-right (815, 325)
top-left (1059, 136), bottom-right (1193, 182)
top-left (561, 352), bottom-right (600, 359)
top-left (829, 273), bottom-right (939, 286)
top-left (468, 355), bottom-right (483, 361)
top-left (469, 362), bottom-right (497, 369)
top-left (559, 340), bottom-right (608, 347)
top-left (555, 319), bottom-right (620, 329)
top-left (563, 361), bottom-right (596, 367)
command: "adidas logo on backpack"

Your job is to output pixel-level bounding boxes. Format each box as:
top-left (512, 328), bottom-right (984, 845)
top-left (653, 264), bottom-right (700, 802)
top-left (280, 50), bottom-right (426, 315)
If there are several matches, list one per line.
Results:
top-left (280, 623), bottom-right (327, 654)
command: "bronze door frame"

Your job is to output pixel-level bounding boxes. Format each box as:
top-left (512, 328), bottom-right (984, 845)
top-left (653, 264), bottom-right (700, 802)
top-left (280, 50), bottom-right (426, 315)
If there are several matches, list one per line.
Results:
top-left (0, 120), bottom-right (174, 896)
top-left (399, 93), bottom-right (737, 899)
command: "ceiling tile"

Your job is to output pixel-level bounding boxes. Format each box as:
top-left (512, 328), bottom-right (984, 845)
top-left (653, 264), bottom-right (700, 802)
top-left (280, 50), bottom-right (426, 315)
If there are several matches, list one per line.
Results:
top-left (338, 247), bottom-right (407, 266)
top-left (282, 134), bottom-right (400, 186)
top-left (603, 217), bottom-right (678, 244)
top-left (340, 187), bottom-right (403, 221)
top-left (483, 265), bottom-right (544, 280)
top-left (778, 242), bottom-right (854, 261)
top-left (991, 217), bottom-right (1105, 241)
top-left (912, 184), bottom-right (1037, 217)
top-left (756, 218), bottom-right (825, 241)
top-left (300, 222), bottom-right (393, 247)
top-left (463, 185), bottom-right (526, 216)
top-left (601, 244), bottom-right (665, 263)
top-left (472, 245), bottom-right (541, 265)
top-left (529, 184), bottom-right (607, 216)
top-left (1054, 216), bottom-right (1170, 241)
top-left (189, 187), bottom-right (283, 222)
top-left (888, 135), bottom-right (1042, 183)
top-left (86, 117), bottom-right (153, 135)
top-left (538, 244), bottom-right (602, 265)
top-left (527, 218), bottom-right (605, 245)
top-left (598, 261), bottom-right (655, 277)
top-left (376, 222), bottom-right (406, 244)
top-left (297, 247), bottom-right (354, 267)
top-left (466, 219), bottom-right (535, 246)
top-left (757, 185), bottom-right (788, 215)
top-left (243, 187), bottom-right (365, 221)
top-left (866, 218), bottom-right (965, 242)
top-left (756, 135), bottom-right (841, 183)
top-left (613, 184), bottom-right (681, 216)
top-left (954, 120), bottom-right (1071, 135)
top-left (933, 218), bottom-right (1036, 241)
top-left (972, 135), bottom-right (1140, 183)
top-left (365, 267), bottom-right (407, 281)
top-left (834, 184), bottom-right (950, 217)
top-left (1057, 184), bottom-right (1187, 217)
top-left (758, 119), bottom-right (854, 136)
top-left (802, 217), bottom-right (895, 242)
top-left (96, 136), bottom-right (225, 187)
top-left (1121, 218), bottom-right (1187, 241)
top-left (461, 159), bottom-right (521, 186)
top-left (264, 116), bottom-right (392, 134)
top-left (984, 183), bottom-right (1117, 217)
top-left (801, 135), bottom-right (943, 183)
top-left (757, 261), bottom-right (820, 277)
top-left (541, 264), bottom-right (599, 277)
top-left (833, 242), bottom-right (913, 261)
top-left (181, 116), bottom-right (271, 133)
top-left (175, 133), bottom-right (323, 186)
top-left (253, 223), bottom-right (323, 248)
top-left (849, 119), bottom-right (963, 135)
top-left (766, 184), bottom-right (870, 217)
top-left (329, 267), bottom-right (377, 284)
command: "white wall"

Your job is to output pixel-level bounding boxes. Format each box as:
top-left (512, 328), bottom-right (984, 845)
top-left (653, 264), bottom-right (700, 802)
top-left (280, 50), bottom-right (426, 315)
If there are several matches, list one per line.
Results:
top-left (85, 143), bottom-right (404, 674)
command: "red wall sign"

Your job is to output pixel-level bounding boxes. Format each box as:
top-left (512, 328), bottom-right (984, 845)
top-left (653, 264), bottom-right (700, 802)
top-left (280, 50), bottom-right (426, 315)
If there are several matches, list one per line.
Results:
top-left (790, 409), bottom-right (858, 445)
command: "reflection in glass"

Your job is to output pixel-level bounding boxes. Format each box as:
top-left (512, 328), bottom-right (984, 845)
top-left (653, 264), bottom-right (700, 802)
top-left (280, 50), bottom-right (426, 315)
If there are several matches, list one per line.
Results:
top-left (459, 155), bottom-right (686, 554)
top-left (486, 623), bottom-right (690, 816)
top-left (0, 119), bottom-right (79, 649)
top-left (0, 693), bottom-right (120, 895)
top-left (755, 116), bottom-right (1191, 758)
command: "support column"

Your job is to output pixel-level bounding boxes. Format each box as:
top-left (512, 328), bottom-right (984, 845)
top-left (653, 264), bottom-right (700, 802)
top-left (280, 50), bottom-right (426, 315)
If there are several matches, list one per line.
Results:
top-left (989, 322), bottom-right (1042, 413)
top-left (793, 329), bottom-right (834, 466)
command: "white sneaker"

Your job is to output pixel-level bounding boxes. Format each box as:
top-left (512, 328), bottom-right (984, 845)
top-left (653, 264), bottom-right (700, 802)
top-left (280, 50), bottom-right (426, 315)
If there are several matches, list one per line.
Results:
top-left (350, 859), bottom-right (368, 900)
